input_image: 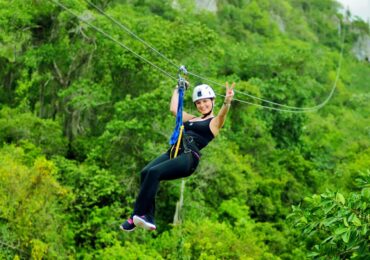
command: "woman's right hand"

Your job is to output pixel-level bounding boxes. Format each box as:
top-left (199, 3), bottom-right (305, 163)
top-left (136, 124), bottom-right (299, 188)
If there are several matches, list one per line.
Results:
top-left (177, 79), bottom-right (189, 90)
top-left (224, 82), bottom-right (235, 104)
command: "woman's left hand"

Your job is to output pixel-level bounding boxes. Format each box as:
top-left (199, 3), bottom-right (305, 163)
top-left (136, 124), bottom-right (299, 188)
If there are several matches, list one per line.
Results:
top-left (224, 82), bottom-right (235, 104)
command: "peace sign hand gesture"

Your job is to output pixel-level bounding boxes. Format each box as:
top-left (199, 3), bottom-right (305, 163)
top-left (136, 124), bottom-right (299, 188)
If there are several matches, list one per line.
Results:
top-left (224, 82), bottom-right (235, 104)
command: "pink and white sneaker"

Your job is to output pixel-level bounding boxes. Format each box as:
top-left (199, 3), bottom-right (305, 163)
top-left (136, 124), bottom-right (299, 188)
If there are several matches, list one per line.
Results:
top-left (120, 217), bottom-right (136, 232)
top-left (133, 215), bottom-right (156, 231)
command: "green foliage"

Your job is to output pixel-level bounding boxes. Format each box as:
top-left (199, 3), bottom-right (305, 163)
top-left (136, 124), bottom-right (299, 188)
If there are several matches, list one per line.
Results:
top-left (87, 83), bottom-right (171, 173)
top-left (188, 138), bottom-right (251, 208)
top-left (153, 218), bottom-right (269, 259)
top-left (0, 0), bottom-right (33, 62)
top-left (0, 145), bottom-right (72, 259)
top-left (0, 107), bottom-right (67, 156)
top-left (0, 0), bottom-right (369, 258)
top-left (93, 241), bottom-right (163, 259)
top-left (289, 171), bottom-right (370, 259)
top-left (52, 156), bottom-right (125, 251)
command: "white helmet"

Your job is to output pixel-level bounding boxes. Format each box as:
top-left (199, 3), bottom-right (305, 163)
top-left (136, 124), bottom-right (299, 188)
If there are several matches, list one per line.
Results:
top-left (192, 84), bottom-right (216, 103)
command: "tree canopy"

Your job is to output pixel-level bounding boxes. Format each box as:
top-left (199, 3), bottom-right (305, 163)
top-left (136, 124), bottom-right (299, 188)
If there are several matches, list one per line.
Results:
top-left (0, 0), bottom-right (369, 259)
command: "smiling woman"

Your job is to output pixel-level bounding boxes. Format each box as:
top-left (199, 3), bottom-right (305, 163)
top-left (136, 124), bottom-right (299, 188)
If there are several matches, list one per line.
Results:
top-left (192, 84), bottom-right (216, 118)
top-left (120, 82), bottom-right (235, 231)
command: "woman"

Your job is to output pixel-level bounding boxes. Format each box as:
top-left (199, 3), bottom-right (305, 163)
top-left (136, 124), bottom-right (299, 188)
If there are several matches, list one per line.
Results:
top-left (120, 82), bottom-right (235, 231)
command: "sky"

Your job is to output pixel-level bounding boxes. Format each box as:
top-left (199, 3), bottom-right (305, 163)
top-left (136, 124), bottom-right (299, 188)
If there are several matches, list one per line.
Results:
top-left (336, 0), bottom-right (370, 21)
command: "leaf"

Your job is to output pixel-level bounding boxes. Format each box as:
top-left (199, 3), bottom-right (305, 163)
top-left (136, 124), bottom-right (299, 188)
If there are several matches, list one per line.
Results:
top-left (307, 251), bottom-right (320, 257)
top-left (300, 216), bottom-right (308, 224)
top-left (336, 192), bottom-right (345, 205)
top-left (324, 203), bottom-right (336, 214)
top-left (351, 215), bottom-right (361, 227)
top-left (322, 235), bottom-right (334, 244)
top-left (343, 217), bottom-right (349, 227)
top-left (341, 230), bottom-right (350, 243)
top-left (334, 227), bottom-right (348, 235)
top-left (362, 188), bottom-right (370, 199)
top-left (361, 224), bottom-right (367, 235)
top-left (322, 217), bottom-right (340, 227)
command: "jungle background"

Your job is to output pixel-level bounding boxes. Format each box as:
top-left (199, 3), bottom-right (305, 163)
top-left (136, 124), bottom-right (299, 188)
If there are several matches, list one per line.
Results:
top-left (0, 0), bottom-right (369, 259)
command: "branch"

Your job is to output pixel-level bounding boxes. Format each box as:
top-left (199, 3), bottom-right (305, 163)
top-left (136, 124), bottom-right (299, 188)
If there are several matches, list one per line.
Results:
top-left (66, 55), bottom-right (78, 81)
top-left (53, 60), bottom-right (66, 86)
top-left (0, 240), bottom-right (29, 257)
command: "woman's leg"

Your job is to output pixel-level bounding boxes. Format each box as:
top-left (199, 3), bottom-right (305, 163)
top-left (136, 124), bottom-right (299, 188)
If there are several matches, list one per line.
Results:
top-left (133, 152), bottom-right (198, 216)
top-left (122, 153), bottom-right (172, 231)
top-left (138, 153), bottom-right (170, 216)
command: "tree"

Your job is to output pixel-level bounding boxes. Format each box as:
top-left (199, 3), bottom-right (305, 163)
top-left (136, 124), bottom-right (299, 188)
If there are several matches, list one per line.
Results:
top-left (0, 145), bottom-right (72, 259)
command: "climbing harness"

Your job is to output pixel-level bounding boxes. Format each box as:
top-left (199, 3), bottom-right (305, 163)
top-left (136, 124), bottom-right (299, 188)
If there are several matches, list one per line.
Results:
top-left (169, 66), bottom-right (188, 159)
top-left (168, 66), bottom-right (201, 159)
top-left (51, 0), bottom-right (346, 113)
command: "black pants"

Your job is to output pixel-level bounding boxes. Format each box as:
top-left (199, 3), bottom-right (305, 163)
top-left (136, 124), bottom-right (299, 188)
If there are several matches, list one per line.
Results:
top-left (133, 150), bottom-right (199, 217)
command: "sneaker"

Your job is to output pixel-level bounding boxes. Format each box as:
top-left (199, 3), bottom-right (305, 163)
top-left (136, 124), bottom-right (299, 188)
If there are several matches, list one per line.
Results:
top-left (133, 215), bottom-right (156, 231)
top-left (120, 217), bottom-right (136, 232)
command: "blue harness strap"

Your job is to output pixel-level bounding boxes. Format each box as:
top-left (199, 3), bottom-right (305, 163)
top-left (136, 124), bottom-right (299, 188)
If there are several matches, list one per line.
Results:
top-left (169, 85), bottom-right (185, 146)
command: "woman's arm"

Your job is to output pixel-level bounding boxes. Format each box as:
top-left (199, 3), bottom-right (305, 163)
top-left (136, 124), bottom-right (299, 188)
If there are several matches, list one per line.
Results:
top-left (170, 86), bottom-right (180, 115)
top-left (170, 85), bottom-right (195, 122)
top-left (210, 82), bottom-right (235, 136)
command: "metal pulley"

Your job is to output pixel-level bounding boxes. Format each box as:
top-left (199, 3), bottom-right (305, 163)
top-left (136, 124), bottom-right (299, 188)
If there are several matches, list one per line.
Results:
top-left (178, 65), bottom-right (188, 90)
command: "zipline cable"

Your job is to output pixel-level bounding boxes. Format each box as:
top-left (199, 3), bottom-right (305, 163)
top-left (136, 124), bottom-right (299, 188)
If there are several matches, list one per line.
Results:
top-left (53, 0), bottom-right (345, 112)
top-left (83, 0), bottom-right (345, 112)
top-left (217, 94), bottom-right (313, 113)
top-left (84, 0), bottom-right (308, 111)
top-left (189, 27), bottom-right (345, 112)
top-left (51, 0), bottom-right (178, 81)
top-left (84, 0), bottom-right (180, 69)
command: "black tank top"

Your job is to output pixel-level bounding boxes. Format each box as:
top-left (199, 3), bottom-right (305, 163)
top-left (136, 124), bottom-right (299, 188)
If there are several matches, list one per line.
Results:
top-left (183, 117), bottom-right (215, 150)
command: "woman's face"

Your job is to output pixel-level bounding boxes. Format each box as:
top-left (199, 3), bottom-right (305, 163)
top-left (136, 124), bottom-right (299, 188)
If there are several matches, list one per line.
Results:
top-left (195, 98), bottom-right (213, 115)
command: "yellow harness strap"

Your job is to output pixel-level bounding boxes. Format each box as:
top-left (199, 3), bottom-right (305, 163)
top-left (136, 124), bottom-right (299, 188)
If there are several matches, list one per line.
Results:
top-left (170, 125), bottom-right (184, 159)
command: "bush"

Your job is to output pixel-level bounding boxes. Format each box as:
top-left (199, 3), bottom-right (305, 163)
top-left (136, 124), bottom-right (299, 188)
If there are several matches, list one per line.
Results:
top-left (289, 170), bottom-right (370, 259)
top-left (0, 107), bottom-right (67, 157)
